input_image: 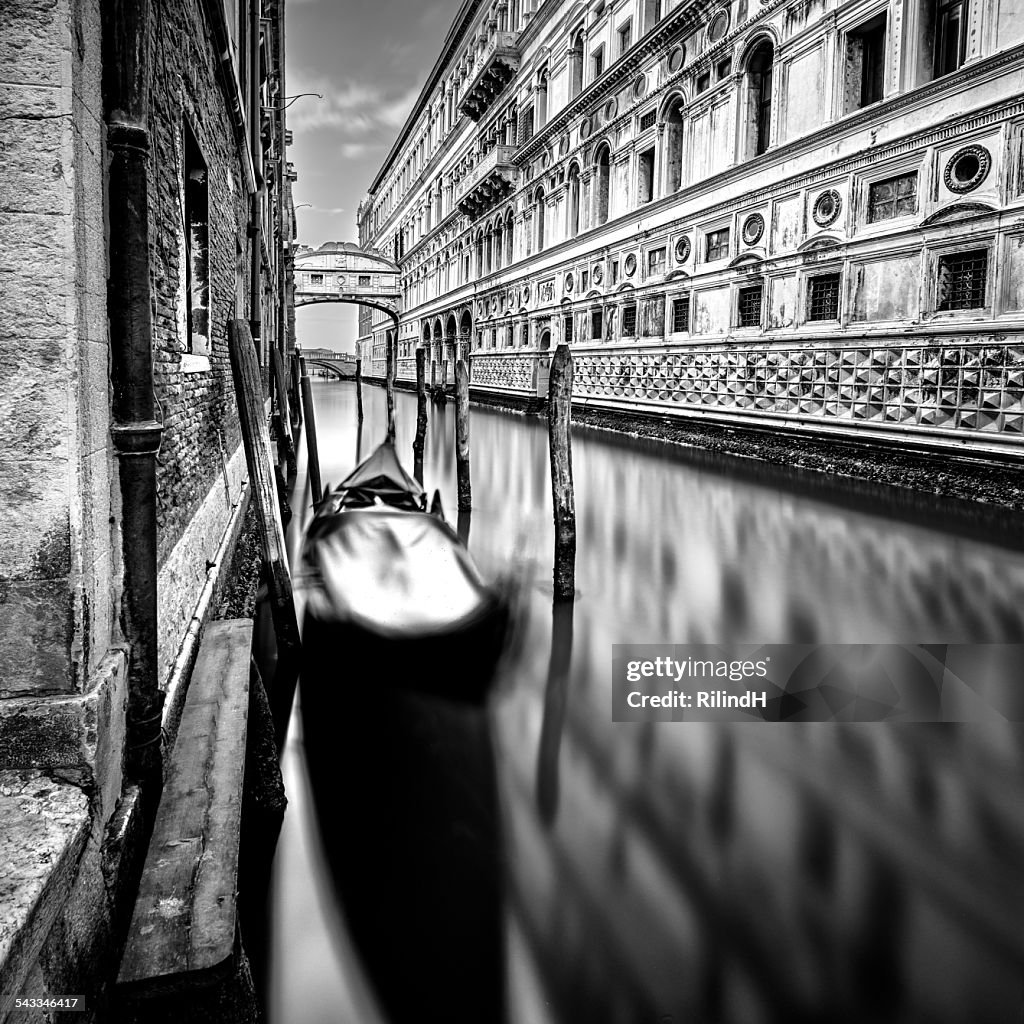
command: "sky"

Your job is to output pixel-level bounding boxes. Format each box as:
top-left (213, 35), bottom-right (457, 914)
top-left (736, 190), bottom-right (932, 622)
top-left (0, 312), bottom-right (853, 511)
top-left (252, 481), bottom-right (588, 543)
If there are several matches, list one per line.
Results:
top-left (287, 0), bottom-right (460, 351)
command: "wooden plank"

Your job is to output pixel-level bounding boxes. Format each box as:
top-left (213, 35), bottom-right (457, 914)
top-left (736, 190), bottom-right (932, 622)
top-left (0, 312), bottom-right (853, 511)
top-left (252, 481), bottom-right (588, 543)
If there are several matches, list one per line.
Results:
top-left (228, 320), bottom-right (300, 721)
top-left (270, 346), bottom-right (296, 481)
top-left (118, 619), bottom-right (253, 989)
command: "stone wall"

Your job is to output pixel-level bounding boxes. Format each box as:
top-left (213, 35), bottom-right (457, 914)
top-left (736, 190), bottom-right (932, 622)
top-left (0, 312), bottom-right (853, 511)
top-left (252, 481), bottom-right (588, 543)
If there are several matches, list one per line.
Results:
top-left (0, 1), bottom-right (127, 1016)
top-left (0, 0), bottom-right (279, 1015)
top-left (0, 0), bottom-right (111, 702)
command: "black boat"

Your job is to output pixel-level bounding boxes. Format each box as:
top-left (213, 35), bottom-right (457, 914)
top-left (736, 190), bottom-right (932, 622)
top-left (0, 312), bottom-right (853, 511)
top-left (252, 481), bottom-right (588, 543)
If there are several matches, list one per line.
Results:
top-left (299, 440), bottom-right (511, 701)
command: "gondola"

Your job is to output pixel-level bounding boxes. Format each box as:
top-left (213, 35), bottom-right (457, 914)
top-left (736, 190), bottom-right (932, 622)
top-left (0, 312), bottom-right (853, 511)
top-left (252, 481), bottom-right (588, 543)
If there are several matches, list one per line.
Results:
top-left (299, 440), bottom-right (511, 702)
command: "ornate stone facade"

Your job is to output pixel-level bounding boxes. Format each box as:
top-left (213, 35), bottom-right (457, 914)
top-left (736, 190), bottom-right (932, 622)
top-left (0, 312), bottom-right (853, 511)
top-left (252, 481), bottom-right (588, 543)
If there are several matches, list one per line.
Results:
top-left (358, 0), bottom-right (1024, 454)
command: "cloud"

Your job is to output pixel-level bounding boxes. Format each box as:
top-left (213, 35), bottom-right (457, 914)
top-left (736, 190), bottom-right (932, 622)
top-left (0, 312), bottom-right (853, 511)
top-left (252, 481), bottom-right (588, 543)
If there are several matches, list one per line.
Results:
top-left (339, 143), bottom-right (383, 159)
top-left (286, 76), bottom-right (419, 142)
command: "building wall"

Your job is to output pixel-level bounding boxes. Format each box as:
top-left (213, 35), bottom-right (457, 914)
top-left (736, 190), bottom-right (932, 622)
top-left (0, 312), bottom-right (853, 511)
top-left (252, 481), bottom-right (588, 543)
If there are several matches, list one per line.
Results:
top-left (0, 0), bottom-right (290, 1015)
top-left (358, 0), bottom-right (1024, 456)
top-left (0, 0), bottom-right (111, 701)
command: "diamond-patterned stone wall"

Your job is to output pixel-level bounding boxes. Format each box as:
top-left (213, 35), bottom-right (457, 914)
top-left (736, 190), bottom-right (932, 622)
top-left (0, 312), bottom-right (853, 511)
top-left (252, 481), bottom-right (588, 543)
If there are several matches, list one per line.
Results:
top-left (571, 340), bottom-right (1024, 435)
top-left (471, 354), bottom-right (537, 393)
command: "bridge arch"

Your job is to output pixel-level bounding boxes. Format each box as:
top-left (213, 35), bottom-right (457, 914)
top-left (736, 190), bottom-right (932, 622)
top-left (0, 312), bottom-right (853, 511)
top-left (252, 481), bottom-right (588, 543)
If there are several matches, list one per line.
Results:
top-left (293, 241), bottom-right (401, 324)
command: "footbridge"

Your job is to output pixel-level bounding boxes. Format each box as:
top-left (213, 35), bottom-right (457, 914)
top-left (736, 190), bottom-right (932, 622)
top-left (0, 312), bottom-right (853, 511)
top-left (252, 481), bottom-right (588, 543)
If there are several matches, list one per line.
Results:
top-left (294, 241), bottom-right (401, 322)
top-left (298, 348), bottom-right (358, 380)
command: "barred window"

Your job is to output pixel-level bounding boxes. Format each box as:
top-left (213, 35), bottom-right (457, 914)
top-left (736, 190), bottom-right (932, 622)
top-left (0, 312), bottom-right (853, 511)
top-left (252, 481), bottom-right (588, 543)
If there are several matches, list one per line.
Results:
top-left (737, 282), bottom-right (763, 327)
top-left (622, 303), bottom-right (637, 335)
top-left (868, 172), bottom-right (917, 222)
top-left (564, 314), bottom-right (574, 343)
top-left (639, 110), bottom-right (657, 132)
top-left (506, 324), bottom-right (514, 347)
top-left (672, 295), bottom-right (690, 333)
top-left (592, 309), bottom-right (604, 339)
top-left (705, 228), bottom-right (730, 261)
top-left (807, 273), bottom-right (841, 321)
top-left (937, 249), bottom-right (988, 311)
top-left (358, 275), bottom-right (372, 286)
top-left (311, 274), bottom-right (324, 286)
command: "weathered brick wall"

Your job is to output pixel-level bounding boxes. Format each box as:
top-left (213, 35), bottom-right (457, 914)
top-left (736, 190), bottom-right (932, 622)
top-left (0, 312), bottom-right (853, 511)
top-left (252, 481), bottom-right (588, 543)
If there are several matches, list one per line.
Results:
top-left (148, 0), bottom-right (250, 572)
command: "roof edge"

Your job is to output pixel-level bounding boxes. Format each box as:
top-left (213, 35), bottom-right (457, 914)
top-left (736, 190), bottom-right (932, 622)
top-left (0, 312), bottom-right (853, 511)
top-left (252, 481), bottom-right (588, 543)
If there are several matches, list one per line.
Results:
top-left (367, 0), bottom-right (485, 198)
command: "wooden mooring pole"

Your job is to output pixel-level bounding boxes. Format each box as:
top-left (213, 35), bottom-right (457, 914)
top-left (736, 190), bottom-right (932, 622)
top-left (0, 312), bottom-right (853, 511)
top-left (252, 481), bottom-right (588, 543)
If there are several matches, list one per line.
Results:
top-left (270, 347), bottom-right (296, 485)
top-left (386, 332), bottom-right (397, 443)
top-left (548, 343), bottom-right (576, 600)
top-left (455, 357), bottom-right (471, 512)
top-left (299, 357), bottom-right (323, 505)
top-left (290, 352), bottom-right (303, 431)
top-left (355, 356), bottom-right (364, 423)
top-left (414, 346), bottom-right (428, 485)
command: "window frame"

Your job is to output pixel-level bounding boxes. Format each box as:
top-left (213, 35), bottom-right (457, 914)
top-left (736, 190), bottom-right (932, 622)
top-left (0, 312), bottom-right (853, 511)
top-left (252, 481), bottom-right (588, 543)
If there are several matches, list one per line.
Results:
top-left (646, 244), bottom-right (668, 278)
top-left (856, 160), bottom-right (923, 234)
top-left (670, 293), bottom-right (692, 334)
top-left (841, 8), bottom-right (888, 114)
top-left (735, 279), bottom-right (765, 329)
top-left (803, 269), bottom-right (844, 324)
top-left (703, 225), bottom-right (731, 263)
top-left (867, 171), bottom-right (919, 224)
top-left (621, 302), bottom-right (638, 337)
top-left (183, 122), bottom-right (211, 360)
top-left (928, 239), bottom-right (993, 317)
top-left (618, 18), bottom-right (633, 56)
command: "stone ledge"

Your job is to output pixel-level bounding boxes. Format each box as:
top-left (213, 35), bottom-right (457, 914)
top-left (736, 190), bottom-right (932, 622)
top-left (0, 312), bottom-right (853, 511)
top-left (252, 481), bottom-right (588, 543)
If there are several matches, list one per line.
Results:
top-left (0, 650), bottom-right (128, 821)
top-left (0, 771), bottom-right (90, 1021)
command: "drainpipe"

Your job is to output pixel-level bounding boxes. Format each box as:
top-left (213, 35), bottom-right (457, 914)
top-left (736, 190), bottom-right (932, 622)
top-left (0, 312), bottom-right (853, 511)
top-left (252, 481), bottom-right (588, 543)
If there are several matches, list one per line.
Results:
top-left (102, 0), bottom-right (164, 788)
top-left (249, 0), bottom-right (263, 346)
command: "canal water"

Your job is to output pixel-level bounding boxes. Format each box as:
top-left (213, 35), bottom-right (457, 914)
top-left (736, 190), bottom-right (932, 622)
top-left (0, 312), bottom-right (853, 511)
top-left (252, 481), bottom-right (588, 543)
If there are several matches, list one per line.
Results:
top-left (264, 379), bottom-right (1024, 1024)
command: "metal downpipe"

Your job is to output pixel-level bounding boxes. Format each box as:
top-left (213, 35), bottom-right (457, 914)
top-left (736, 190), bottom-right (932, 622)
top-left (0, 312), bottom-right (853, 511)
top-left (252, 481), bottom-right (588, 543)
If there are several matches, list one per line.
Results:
top-left (102, 0), bottom-right (164, 789)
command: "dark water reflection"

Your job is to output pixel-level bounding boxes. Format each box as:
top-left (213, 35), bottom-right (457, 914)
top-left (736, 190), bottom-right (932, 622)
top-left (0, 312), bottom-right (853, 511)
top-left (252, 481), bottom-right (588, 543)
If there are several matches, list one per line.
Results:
top-left (270, 380), bottom-right (1024, 1024)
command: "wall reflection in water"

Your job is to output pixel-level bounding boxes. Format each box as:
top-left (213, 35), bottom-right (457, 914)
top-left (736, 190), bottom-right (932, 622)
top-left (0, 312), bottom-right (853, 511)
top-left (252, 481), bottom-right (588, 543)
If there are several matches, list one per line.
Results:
top-left (293, 381), bottom-right (1024, 1024)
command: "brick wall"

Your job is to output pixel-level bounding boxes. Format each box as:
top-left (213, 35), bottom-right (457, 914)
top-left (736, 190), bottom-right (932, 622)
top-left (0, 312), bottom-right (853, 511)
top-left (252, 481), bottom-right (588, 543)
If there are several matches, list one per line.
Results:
top-left (149, 0), bottom-right (250, 571)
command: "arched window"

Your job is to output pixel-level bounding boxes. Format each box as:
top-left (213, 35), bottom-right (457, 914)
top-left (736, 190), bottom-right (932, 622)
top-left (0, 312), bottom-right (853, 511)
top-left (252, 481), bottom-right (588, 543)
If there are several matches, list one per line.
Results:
top-left (568, 29), bottom-right (585, 100)
top-left (536, 69), bottom-right (549, 129)
top-left (663, 96), bottom-right (685, 193)
top-left (567, 163), bottom-right (581, 237)
top-left (494, 218), bottom-right (504, 271)
top-left (475, 231), bottom-right (485, 275)
top-left (535, 187), bottom-right (546, 250)
top-left (505, 210), bottom-right (515, 264)
top-left (594, 144), bottom-right (611, 226)
top-left (745, 40), bottom-right (774, 157)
